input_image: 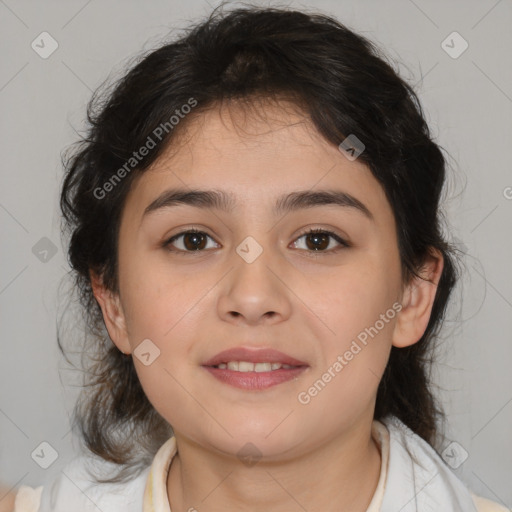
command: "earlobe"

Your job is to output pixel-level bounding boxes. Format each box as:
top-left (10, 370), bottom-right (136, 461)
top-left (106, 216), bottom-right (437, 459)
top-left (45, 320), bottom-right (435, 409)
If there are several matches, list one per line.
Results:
top-left (89, 270), bottom-right (132, 355)
top-left (392, 249), bottom-right (444, 349)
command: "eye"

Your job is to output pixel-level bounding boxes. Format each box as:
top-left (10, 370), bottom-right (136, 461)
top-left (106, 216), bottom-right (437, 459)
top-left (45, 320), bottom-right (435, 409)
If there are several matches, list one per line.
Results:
top-left (163, 229), bottom-right (219, 253)
top-left (291, 228), bottom-right (349, 253)
top-left (163, 227), bottom-right (349, 255)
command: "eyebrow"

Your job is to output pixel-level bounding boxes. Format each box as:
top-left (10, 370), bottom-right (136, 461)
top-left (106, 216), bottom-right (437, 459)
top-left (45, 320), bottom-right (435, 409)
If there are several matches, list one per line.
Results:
top-left (142, 188), bottom-right (374, 222)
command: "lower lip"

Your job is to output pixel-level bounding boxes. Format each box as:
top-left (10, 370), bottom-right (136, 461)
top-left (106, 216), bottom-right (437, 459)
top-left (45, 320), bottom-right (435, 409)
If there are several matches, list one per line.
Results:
top-left (202, 366), bottom-right (308, 390)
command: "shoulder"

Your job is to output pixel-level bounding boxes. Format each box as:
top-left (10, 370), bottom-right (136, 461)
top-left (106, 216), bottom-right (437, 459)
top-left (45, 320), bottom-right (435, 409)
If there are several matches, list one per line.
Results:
top-left (16, 452), bottom-right (150, 512)
top-left (378, 416), bottom-right (510, 511)
top-left (12, 485), bottom-right (43, 512)
top-left (471, 493), bottom-right (510, 512)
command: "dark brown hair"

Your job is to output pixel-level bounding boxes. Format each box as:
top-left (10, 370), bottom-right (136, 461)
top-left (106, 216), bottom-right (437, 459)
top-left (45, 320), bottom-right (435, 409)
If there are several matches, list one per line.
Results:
top-left (59, 4), bottom-right (460, 483)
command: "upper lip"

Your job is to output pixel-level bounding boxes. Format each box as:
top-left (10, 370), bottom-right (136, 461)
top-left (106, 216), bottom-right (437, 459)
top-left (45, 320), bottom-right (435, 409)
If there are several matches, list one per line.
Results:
top-left (203, 347), bottom-right (309, 367)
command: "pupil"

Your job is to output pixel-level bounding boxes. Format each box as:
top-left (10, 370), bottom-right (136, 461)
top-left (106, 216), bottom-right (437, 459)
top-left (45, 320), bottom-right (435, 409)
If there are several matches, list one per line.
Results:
top-left (185, 232), bottom-right (206, 250)
top-left (307, 233), bottom-right (328, 251)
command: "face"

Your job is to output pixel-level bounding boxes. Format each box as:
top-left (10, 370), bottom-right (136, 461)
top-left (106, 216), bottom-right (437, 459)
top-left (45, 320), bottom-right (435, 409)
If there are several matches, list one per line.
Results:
top-left (94, 99), bottom-right (438, 460)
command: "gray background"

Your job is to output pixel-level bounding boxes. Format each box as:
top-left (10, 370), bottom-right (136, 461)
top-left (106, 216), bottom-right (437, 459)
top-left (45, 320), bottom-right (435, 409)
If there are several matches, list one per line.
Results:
top-left (1, 0), bottom-right (511, 508)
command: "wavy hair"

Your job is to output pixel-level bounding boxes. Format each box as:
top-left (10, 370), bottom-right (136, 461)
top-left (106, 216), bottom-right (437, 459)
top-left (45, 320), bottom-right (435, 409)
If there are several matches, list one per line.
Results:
top-left (58, 4), bottom-right (460, 483)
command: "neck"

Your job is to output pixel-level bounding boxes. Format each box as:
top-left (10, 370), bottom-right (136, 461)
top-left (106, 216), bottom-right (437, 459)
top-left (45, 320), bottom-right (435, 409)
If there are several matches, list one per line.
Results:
top-left (166, 415), bottom-right (382, 512)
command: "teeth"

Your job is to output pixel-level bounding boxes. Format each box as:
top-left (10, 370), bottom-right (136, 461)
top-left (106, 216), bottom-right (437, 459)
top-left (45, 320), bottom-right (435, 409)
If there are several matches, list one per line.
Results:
top-left (240, 361), bottom-right (256, 372)
top-left (255, 363), bottom-right (271, 372)
top-left (216, 361), bottom-right (295, 372)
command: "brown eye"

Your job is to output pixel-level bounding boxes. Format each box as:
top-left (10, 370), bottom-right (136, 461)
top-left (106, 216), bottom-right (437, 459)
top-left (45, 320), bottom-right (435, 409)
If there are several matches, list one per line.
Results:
top-left (305, 232), bottom-right (330, 251)
top-left (164, 230), bottom-right (218, 252)
top-left (292, 229), bottom-right (349, 252)
top-left (182, 232), bottom-right (207, 250)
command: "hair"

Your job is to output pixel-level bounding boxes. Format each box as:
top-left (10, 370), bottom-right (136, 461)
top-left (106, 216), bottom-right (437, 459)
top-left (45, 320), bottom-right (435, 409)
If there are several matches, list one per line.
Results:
top-left (58, 4), bottom-right (461, 484)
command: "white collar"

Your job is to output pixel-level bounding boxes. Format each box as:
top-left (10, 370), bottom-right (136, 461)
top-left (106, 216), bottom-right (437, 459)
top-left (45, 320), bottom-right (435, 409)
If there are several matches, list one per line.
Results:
top-left (379, 415), bottom-right (478, 511)
top-left (142, 416), bottom-right (479, 512)
top-left (142, 420), bottom-right (390, 512)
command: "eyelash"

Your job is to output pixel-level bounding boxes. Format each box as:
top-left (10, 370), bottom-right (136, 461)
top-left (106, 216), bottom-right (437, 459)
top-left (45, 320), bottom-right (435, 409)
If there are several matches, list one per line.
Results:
top-left (162, 227), bottom-right (350, 256)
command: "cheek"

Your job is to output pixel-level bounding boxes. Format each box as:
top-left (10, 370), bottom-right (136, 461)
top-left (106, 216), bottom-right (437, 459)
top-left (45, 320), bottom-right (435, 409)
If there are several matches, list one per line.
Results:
top-left (132, 356), bottom-right (197, 432)
top-left (120, 255), bottom-right (210, 346)
top-left (119, 269), bottom-right (211, 417)
top-left (297, 322), bottom-right (392, 429)
top-left (312, 257), bottom-right (399, 343)
top-left (296, 257), bottom-right (397, 409)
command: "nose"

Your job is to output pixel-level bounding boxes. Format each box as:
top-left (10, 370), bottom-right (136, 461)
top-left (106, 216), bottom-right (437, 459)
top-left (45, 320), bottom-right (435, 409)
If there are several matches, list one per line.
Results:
top-left (217, 245), bottom-right (292, 326)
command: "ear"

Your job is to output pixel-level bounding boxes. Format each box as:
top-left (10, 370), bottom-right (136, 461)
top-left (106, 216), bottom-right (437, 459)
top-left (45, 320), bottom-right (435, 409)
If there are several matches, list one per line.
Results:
top-left (392, 248), bottom-right (444, 348)
top-left (89, 270), bottom-right (132, 355)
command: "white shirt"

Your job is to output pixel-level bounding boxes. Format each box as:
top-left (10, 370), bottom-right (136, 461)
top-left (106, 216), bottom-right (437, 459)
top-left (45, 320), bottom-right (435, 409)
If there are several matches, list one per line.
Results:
top-left (14, 415), bottom-right (509, 511)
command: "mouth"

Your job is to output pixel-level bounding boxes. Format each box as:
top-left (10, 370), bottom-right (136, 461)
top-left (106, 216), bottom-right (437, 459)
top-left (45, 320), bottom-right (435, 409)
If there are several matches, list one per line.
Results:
top-left (201, 347), bottom-right (309, 390)
top-left (210, 361), bottom-right (299, 371)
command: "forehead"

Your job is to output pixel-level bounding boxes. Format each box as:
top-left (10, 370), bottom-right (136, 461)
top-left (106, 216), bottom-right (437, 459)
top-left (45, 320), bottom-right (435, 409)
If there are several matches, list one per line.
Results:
top-left (121, 99), bottom-right (393, 227)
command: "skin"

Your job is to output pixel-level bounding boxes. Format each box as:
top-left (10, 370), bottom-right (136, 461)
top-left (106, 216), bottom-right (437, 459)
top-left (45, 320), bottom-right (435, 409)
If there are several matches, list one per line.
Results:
top-left (91, 99), bottom-right (443, 512)
top-left (0, 487), bottom-right (16, 512)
